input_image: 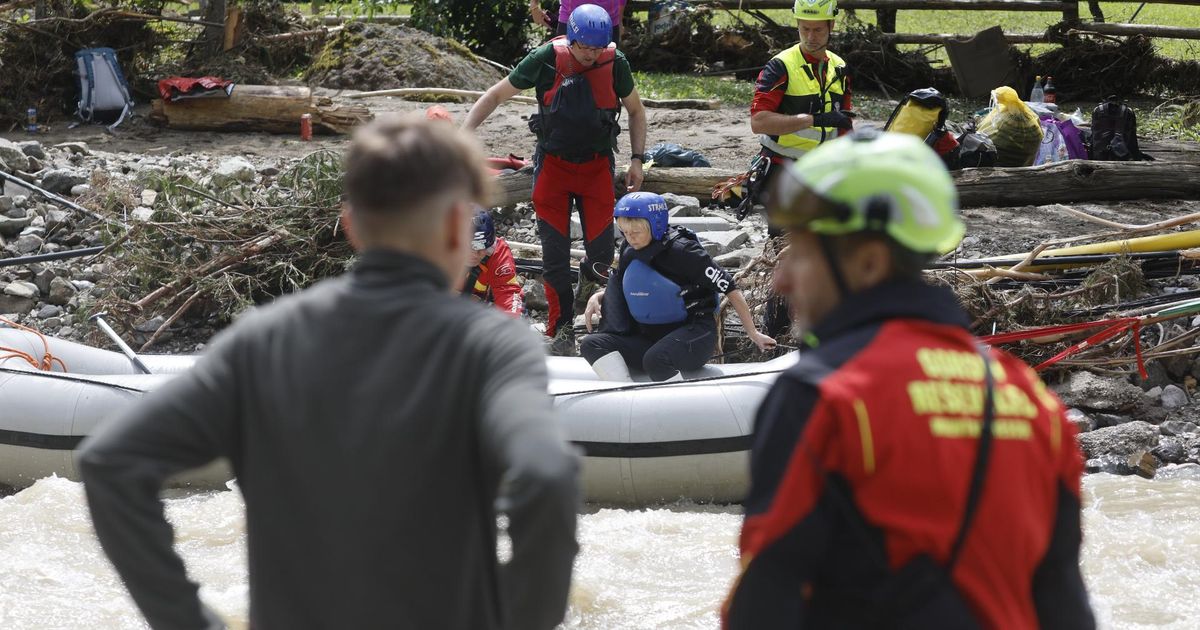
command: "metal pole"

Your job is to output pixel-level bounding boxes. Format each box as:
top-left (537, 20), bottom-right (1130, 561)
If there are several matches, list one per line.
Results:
top-left (88, 312), bottom-right (152, 374)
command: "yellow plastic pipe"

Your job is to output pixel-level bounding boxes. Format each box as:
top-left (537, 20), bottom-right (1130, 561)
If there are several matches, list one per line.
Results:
top-left (971, 229), bottom-right (1200, 272)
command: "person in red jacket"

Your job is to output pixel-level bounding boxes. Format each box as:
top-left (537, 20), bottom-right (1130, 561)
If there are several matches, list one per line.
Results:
top-left (464, 208), bottom-right (525, 317)
top-left (724, 129), bottom-right (1095, 629)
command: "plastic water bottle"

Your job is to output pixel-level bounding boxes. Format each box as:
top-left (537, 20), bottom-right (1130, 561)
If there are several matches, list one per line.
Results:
top-left (1030, 76), bottom-right (1044, 103)
top-left (1043, 76), bottom-right (1057, 104)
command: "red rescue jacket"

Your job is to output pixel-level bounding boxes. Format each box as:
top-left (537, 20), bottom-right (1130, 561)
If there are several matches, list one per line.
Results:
top-left (465, 238), bottom-right (524, 318)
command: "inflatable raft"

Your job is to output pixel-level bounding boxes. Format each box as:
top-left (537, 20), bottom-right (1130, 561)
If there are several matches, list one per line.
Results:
top-left (0, 329), bottom-right (792, 504)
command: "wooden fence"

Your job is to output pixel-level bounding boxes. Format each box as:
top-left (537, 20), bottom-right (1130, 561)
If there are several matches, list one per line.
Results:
top-left (625, 0), bottom-right (1200, 42)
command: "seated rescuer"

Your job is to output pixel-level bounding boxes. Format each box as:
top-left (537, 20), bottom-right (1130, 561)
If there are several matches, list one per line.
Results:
top-left (463, 3), bottom-right (648, 356)
top-left (78, 114), bottom-right (581, 630)
top-left (464, 207), bottom-right (526, 317)
top-left (723, 129), bottom-right (1094, 629)
top-left (579, 192), bottom-right (776, 381)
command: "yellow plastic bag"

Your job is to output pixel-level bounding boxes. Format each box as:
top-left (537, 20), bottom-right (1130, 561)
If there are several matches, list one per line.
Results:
top-left (888, 100), bottom-right (940, 139)
top-left (976, 86), bottom-right (1043, 167)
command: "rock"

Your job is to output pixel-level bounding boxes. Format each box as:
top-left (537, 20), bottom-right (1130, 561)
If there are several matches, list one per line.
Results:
top-left (129, 207), bottom-right (155, 222)
top-left (41, 317), bottom-right (61, 330)
top-left (1090, 413), bottom-right (1128, 429)
top-left (1160, 420), bottom-right (1198, 437)
top-left (1160, 384), bottom-right (1189, 409)
top-left (53, 142), bottom-right (91, 156)
top-left (0, 196), bottom-right (11, 212)
top-left (569, 215), bottom-right (583, 241)
top-left (3, 178), bottom-right (32, 198)
top-left (44, 209), bottom-right (72, 231)
top-left (523, 279), bottom-right (548, 311)
top-left (1053, 371), bottom-right (1145, 412)
top-left (1129, 450), bottom-right (1159, 479)
top-left (1077, 420), bottom-right (1160, 459)
top-left (14, 233), bottom-right (42, 254)
top-left (0, 215), bottom-right (32, 238)
top-left (661, 193), bottom-right (701, 210)
top-left (697, 230), bottom-right (750, 257)
top-left (69, 184), bottom-right (92, 197)
top-left (0, 138), bottom-right (30, 172)
top-left (134, 315), bottom-right (165, 333)
top-left (3, 281), bottom-right (38, 299)
top-left (1153, 437), bottom-right (1189, 464)
top-left (140, 189), bottom-right (158, 207)
top-left (33, 268), bottom-right (55, 295)
top-left (0, 295), bottom-right (34, 314)
top-left (38, 169), bottom-right (87, 195)
top-left (1065, 408), bottom-right (1095, 433)
top-left (47, 276), bottom-right (76, 306)
top-left (210, 157), bottom-right (256, 187)
top-left (70, 279), bottom-right (95, 292)
top-left (17, 141), bottom-right (45, 160)
top-left (671, 216), bottom-right (733, 232)
top-left (1144, 385), bottom-right (1163, 399)
top-left (35, 304), bottom-right (61, 319)
top-left (715, 247), bottom-right (758, 268)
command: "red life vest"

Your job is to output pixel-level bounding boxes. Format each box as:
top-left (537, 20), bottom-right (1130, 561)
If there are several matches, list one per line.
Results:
top-left (540, 36), bottom-right (619, 110)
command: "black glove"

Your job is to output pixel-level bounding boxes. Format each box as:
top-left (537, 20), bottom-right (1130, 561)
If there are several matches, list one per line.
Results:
top-left (811, 110), bottom-right (854, 130)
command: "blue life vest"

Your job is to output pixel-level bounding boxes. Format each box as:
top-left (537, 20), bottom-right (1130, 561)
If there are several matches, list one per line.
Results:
top-left (623, 259), bottom-right (688, 325)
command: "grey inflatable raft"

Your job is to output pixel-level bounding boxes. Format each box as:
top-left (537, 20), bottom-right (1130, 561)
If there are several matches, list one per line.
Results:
top-left (0, 329), bottom-right (792, 504)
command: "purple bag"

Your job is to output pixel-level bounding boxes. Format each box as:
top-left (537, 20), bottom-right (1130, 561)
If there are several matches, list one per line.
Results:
top-left (1055, 118), bottom-right (1087, 160)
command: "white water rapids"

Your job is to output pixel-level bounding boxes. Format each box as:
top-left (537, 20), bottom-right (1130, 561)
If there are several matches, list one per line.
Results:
top-left (2, 466), bottom-right (1198, 629)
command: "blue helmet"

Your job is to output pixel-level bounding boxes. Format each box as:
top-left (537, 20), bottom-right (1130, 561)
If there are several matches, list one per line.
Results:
top-left (471, 208), bottom-right (496, 251)
top-left (614, 192), bottom-right (671, 241)
top-left (567, 4), bottom-right (613, 48)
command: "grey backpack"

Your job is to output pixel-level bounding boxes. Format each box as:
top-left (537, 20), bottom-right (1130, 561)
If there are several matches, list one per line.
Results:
top-left (75, 48), bottom-right (134, 130)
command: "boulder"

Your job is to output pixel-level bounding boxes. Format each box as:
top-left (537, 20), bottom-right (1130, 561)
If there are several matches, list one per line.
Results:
top-left (1053, 371), bottom-right (1145, 412)
top-left (17, 141), bottom-right (45, 160)
top-left (0, 138), bottom-right (30, 172)
top-left (0, 295), bottom-right (34, 314)
top-left (3, 281), bottom-right (38, 299)
top-left (697, 230), bottom-right (750, 257)
top-left (1160, 420), bottom-right (1198, 437)
top-left (210, 157), bottom-right (256, 187)
top-left (1160, 384), bottom-right (1189, 409)
top-left (14, 233), bottom-right (43, 254)
top-left (38, 169), bottom-right (88, 195)
top-left (0, 215), bottom-right (32, 238)
top-left (1077, 420), bottom-right (1160, 459)
top-left (47, 276), bottom-right (76, 306)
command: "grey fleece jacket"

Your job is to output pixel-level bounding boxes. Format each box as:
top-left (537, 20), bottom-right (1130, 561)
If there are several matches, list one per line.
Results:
top-left (78, 249), bottom-right (580, 630)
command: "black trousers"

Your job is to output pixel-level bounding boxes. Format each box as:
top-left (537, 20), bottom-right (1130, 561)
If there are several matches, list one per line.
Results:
top-left (580, 319), bottom-right (717, 381)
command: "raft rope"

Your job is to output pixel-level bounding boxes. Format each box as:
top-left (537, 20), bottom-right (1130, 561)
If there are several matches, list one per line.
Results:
top-left (0, 365), bottom-right (146, 393)
top-left (553, 367), bottom-right (789, 397)
top-left (0, 318), bottom-right (67, 372)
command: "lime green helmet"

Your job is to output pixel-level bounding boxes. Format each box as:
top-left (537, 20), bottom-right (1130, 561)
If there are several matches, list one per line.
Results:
top-left (770, 129), bottom-right (963, 255)
top-left (794, 0), bottom-right (838, 21)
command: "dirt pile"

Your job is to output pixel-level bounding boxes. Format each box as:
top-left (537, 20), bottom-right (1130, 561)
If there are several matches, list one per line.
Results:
top-left (306, 23), bottom-right (503, 93)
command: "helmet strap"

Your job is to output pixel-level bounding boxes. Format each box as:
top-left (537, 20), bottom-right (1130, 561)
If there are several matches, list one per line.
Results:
top-left (816, 234), bottom-right (851, 300)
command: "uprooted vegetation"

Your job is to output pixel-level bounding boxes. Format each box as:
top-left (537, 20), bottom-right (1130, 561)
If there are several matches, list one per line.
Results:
top-left (87, 150), bottom-right (352, 349)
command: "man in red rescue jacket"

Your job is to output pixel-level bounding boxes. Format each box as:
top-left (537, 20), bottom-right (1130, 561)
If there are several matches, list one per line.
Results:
top-left (724, 129), bottom-right (1095, 629)
top-left (465, 208), bottom-right (525, 317)
top-left (464, 3), bottom-right (647, 356)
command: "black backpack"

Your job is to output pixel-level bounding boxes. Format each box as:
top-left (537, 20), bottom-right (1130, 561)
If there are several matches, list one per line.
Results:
top-left (1089, 96), bottom-right (1151, 161)
top-left (530, 60), bottom-right (620, 160)
top-left (954, 125), bottom-right (998, 169)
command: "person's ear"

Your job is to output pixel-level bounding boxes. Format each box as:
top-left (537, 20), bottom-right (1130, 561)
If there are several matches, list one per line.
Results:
top-left (341, 204), bottom-right (364, 252)
top-left (846, 238), bottom-right (893, 291)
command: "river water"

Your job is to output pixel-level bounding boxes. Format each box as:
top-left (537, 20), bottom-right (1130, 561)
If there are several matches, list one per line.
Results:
top-left (2, 466), bottom-right (1198, 629)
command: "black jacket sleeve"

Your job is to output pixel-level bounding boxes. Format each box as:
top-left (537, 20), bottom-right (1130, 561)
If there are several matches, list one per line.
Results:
top-left (1032, 482), bottom-right (1096, 630)
top-left (665, 234), bottom-right (735, 297)
top-left (76, 324), bottom-right (249, 630)
top-left (475, 319), bottom-right (581, 630)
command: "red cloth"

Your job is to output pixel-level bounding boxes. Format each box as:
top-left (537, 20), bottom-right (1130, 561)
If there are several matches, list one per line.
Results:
top-left (468, 239), bottom-right (525, 317)
top-left (157, 76), bottom-right (233, 102)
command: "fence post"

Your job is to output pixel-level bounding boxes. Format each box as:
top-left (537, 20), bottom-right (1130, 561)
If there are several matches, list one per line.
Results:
top-left (1060, 0), bottom-right (1079, 24)
top-left (877, 8), bottom-right (897, 33)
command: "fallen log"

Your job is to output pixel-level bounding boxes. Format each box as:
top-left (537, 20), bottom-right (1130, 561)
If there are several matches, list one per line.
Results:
top-left (150, 85), bottom-right (372, 134)
top-left (493, 160), bottom-right (1200, 208)
top-left (347, 88), bottom-right (722, 110)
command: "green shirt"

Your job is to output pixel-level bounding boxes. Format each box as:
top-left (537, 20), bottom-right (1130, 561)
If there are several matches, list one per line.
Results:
top-left (508, 42), bottom-right (635, 153)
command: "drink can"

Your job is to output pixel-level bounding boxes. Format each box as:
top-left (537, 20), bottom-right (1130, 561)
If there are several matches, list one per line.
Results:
top-left (26, 107), bottom-right (37, 133)
top-left (300, 113), bottom-right (313, 141)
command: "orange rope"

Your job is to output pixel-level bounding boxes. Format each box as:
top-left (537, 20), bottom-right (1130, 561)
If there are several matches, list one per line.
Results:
top-left (0, 317), bottom-right (68, 372)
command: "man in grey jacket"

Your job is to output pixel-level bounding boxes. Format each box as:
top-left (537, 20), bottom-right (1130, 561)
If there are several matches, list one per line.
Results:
top-left (78, 114), bottom-right (581, 630)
